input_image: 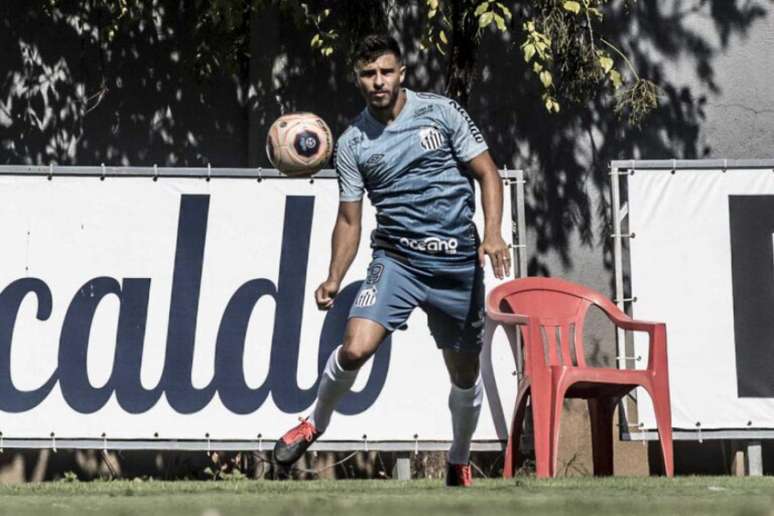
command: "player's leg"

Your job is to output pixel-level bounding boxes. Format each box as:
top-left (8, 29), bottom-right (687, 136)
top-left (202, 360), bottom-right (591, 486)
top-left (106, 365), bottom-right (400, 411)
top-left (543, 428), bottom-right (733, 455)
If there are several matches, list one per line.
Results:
top-left (273, 318), bottom-right (388, 466)
top-left (443, 348), bottom-right (483, 471)
top-left (309, 317), bottom-right (388, 433)
top-left (424, 262), bottom-right (485, 486)
top-left (274, 254), bottom-right (421, 466)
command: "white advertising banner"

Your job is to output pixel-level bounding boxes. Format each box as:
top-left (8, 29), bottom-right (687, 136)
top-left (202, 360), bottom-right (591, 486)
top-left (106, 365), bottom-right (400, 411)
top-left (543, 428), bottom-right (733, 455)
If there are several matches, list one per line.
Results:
top-left (628, 168), bottom-right (774, 430)
top-left (0, 175), bottom-right (517, 445)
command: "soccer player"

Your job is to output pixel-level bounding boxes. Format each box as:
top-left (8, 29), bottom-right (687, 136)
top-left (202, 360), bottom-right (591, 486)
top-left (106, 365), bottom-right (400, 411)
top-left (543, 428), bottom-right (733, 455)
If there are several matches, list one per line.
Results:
top-left (273, 34), bottom-right (511, 487)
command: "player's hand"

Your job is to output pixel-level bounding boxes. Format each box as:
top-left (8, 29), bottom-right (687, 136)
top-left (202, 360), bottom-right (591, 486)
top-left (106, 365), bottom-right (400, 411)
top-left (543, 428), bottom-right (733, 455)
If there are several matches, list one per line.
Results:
top-left (479, 234), bottom-right (511, 280)
top-left (315, 279), bottom-right (341, 310)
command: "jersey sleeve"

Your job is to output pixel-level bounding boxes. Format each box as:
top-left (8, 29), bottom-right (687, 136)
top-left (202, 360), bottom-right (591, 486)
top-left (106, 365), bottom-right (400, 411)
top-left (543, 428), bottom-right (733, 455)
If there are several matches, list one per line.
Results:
top-left (334, 136), bottom-right (364, 202)
top-left (443, 100), bottom-right (488, 163)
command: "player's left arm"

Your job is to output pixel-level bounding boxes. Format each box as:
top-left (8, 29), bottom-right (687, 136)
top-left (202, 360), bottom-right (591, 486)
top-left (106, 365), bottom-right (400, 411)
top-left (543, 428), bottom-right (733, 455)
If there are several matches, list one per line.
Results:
top-left (468, 150), bottom-right (511, 279)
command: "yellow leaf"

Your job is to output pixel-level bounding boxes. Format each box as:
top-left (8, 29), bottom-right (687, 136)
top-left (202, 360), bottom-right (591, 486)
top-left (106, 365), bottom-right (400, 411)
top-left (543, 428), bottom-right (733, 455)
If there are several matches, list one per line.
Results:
top-left (494, 13), bottom-right (506, 32)
top-left (599, 55), bottom-right (614, 73)
top-left (563, 1), bottom-right (581, 14)
top-left (310, 34), bottom-right (321, 48)
top-left (429, 8), bottom-right (436, 18)
top-left (522, 43), bottom-right (536, 62)
top-left (474, 2), bottom-right (490, 17)
top-left (479, 11), bottom-right (494, 28)
top-left (533, 61), bottom-right (543, 73)
top-left (439, 30), bottom-right (448, 44)
top-left (609, 69), bottom-right (622, 89)
top-left (540, 70), bottom-right (553, 88)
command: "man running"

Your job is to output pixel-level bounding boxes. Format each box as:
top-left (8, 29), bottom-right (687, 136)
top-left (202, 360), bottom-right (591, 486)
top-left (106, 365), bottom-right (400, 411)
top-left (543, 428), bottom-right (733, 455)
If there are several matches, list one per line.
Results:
top-left (273, 34), bottom-right (511, 487)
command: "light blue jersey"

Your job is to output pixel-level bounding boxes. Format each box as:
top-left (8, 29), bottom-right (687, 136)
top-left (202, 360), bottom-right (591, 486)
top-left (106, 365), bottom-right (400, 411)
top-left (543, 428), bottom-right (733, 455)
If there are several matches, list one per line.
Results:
top-left (335, 89), bottom-right (488, 267)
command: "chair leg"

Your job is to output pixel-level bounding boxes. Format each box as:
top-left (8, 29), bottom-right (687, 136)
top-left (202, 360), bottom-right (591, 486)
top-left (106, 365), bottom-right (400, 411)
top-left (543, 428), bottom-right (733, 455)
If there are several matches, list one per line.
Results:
top-left (549, 387), bottom-right (567, 477)
top-left (504, 388), bottom-right (530, 478)
top-left (648, 380), bottom-right (674, 477)
top-left (530, 385), bottom-right (553, 478)
top-left (587, 397), bottom-right (617, 477)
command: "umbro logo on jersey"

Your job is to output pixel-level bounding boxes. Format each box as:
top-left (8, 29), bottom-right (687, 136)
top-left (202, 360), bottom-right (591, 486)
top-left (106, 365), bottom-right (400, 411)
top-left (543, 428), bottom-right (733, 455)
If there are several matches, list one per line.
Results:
top-left (419, 127), bottom-right (444, 151)
top-left (364, 153), bottom-right (385, 170)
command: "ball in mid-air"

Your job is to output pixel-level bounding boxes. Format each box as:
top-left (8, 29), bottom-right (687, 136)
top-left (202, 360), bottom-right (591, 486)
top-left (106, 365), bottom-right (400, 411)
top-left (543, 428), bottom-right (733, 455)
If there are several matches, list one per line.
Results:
top-left (265, 113), bottom-right (333, 176)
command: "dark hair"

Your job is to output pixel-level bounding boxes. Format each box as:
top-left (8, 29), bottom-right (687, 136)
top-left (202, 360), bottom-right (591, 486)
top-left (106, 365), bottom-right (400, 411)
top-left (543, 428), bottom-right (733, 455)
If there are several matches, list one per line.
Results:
top-left (353, 34), bottom-right (402, 65)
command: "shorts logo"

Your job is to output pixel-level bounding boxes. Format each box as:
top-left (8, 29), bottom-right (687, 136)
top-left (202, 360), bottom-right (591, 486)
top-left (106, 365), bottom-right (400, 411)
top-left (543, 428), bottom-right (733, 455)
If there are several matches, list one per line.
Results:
top-left (399, 236), bottom-right (458, 255)
top-left (419, 127), bottom-right (444, 151)
top-left (366, 263), bottom-right (384, 285)
top-left (355, 286), bottom-right (378, 307)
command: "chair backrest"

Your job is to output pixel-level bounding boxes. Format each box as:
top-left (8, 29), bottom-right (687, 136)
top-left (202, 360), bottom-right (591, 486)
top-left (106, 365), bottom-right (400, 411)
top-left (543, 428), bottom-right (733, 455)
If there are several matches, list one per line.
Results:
top-left (488, 277), bottom-right (622, 369)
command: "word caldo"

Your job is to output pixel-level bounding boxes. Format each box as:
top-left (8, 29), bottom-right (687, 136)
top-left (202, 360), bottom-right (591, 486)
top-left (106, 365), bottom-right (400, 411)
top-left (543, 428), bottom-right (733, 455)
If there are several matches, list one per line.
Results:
top-left (399, 236), bottom-right (459, 255)
top-left (0, 195), bottom-right (391, 415)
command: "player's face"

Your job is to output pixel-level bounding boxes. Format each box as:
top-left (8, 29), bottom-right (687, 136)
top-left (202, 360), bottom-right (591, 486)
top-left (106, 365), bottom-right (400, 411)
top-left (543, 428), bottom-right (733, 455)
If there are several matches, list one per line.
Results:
top-left (355, 52), bottom-right (405, 112)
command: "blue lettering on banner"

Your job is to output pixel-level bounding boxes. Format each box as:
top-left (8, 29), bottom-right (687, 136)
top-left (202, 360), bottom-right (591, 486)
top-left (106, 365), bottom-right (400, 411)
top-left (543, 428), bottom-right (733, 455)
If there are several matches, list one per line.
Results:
top-left (0, 194), bottom-right (391, 415)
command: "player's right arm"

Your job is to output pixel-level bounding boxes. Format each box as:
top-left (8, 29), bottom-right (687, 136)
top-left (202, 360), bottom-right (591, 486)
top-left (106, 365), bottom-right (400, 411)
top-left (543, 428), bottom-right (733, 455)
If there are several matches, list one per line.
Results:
top-left (316, 201), bottom-right (362, 310)
top-left (316, 134), bottom-right (365, 310)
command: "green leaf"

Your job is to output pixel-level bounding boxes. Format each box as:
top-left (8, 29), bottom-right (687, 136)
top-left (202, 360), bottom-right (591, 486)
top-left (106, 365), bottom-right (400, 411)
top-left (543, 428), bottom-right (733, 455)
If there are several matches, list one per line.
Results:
top-left (599, 55), bottom-right (614, 73)
top-left (439, 30), bottom-right (448, 44)
top-left (609, 69), bottom-right (623, 89)
top-left (539, 70), bottom-right (553, 88)
top-left (310, 34), bottom-right (321, 48)
top-left (522, 43), bottom-right (536, 62)
top-left (494, 13), bottom-right (506, 32)
top-left (562, 1), bottom-right (581, 14)
top-left (474, 2), bottom-right (490, 17)
top-left (479, 11), bottom-right (494, 27)
top-left (533, 61), bottom-right (543, 73)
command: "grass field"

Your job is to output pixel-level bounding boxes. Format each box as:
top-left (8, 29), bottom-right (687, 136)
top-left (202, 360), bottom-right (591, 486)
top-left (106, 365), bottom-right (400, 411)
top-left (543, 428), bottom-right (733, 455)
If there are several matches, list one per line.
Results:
top-left (1, 477), bottom-right (773, 516)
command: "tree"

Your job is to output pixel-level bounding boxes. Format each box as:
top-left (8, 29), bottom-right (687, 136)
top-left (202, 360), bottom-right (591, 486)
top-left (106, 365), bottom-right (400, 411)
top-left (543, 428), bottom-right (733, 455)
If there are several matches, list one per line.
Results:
top-left (42, 0), bottom-right (658, 123)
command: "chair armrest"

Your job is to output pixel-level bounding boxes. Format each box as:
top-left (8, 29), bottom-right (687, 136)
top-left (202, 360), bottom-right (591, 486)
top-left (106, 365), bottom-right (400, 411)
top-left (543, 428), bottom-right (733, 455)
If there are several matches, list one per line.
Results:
top-left (609, 315), bottom-right (665, 333)
top-left (486, 308), bottom-right (530, 326)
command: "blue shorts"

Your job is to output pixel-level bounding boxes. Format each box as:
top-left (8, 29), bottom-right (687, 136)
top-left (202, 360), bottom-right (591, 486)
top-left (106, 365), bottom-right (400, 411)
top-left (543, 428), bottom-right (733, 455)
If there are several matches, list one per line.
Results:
top-left (348, 251), bottom-right (485, 352)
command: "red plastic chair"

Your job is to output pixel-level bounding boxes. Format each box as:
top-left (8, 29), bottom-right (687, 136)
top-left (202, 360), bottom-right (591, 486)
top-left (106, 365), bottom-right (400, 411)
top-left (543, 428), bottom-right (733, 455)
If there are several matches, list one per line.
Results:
top-left (486, 277), bottom-right (673, 478)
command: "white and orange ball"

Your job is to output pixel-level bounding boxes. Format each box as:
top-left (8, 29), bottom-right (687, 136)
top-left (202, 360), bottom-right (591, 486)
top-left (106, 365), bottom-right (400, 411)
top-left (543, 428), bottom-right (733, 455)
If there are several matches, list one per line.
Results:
top-left (265, 112), bottom-right (333, 176)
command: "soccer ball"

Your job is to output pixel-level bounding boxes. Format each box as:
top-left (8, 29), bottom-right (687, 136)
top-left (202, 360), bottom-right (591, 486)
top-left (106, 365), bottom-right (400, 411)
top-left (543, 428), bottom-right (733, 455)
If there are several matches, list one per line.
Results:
top-left (265, 112), bottom-right (333, 176)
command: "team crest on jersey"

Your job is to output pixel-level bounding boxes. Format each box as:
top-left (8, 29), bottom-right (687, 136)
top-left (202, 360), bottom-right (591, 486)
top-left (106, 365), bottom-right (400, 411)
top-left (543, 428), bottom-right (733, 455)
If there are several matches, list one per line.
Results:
top-left (355, 286), bottom-right (378, 307)
top-left (419, 127), bottom-right (444, 151)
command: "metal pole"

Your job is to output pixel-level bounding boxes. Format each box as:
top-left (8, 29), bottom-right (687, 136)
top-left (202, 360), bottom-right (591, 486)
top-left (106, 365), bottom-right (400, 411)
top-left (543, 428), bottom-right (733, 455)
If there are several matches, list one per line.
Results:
top-left (515, 169), bottom-right (528, 278)
top-left (392, 452), bottom-right (411, 480)
top-left (746, 441), bottom-right (763, 476)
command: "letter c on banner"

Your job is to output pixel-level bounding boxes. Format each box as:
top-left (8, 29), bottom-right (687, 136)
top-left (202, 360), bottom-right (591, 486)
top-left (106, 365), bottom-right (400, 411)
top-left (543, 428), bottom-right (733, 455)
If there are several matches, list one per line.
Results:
top-left (0, 278), bottom-right (58, 412)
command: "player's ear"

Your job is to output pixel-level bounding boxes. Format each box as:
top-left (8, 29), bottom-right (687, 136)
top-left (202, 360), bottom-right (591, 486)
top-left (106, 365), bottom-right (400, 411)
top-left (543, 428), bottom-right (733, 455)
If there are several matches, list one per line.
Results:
top-left (399, 64), bottom-right (406, 83)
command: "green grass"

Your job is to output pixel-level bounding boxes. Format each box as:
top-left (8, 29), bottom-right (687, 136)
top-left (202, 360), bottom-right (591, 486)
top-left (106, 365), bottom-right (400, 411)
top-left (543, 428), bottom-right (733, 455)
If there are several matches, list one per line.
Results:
top-left (0, 477), bottom-right (773, 516)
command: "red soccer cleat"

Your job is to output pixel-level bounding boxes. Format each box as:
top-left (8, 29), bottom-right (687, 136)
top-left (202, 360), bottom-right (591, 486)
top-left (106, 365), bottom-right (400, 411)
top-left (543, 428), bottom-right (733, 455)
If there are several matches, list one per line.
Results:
top-left (445, 462), bottom-right (473, 487)
top-left (273, 418), bottom-right (322, 465)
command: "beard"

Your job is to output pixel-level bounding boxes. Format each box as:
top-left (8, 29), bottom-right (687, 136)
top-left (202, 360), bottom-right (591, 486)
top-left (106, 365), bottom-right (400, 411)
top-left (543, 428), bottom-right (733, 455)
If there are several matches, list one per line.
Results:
top-left (368, 87), bottom-right (399, 110)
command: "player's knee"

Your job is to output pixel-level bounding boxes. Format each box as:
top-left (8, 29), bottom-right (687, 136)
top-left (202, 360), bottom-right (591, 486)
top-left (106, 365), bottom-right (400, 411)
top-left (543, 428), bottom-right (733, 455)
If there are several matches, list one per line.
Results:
top-left (448, 359), bottom-right (480, 389)
top-left (338, 342), bottom-right (373, 370)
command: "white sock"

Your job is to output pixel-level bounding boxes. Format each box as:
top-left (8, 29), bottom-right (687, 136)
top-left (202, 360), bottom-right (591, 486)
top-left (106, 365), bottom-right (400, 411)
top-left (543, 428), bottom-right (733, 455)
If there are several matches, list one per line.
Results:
top-left (308, 346), bottom-right (359, 432)
top-left (447, 377), bottom-right (483, 465)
